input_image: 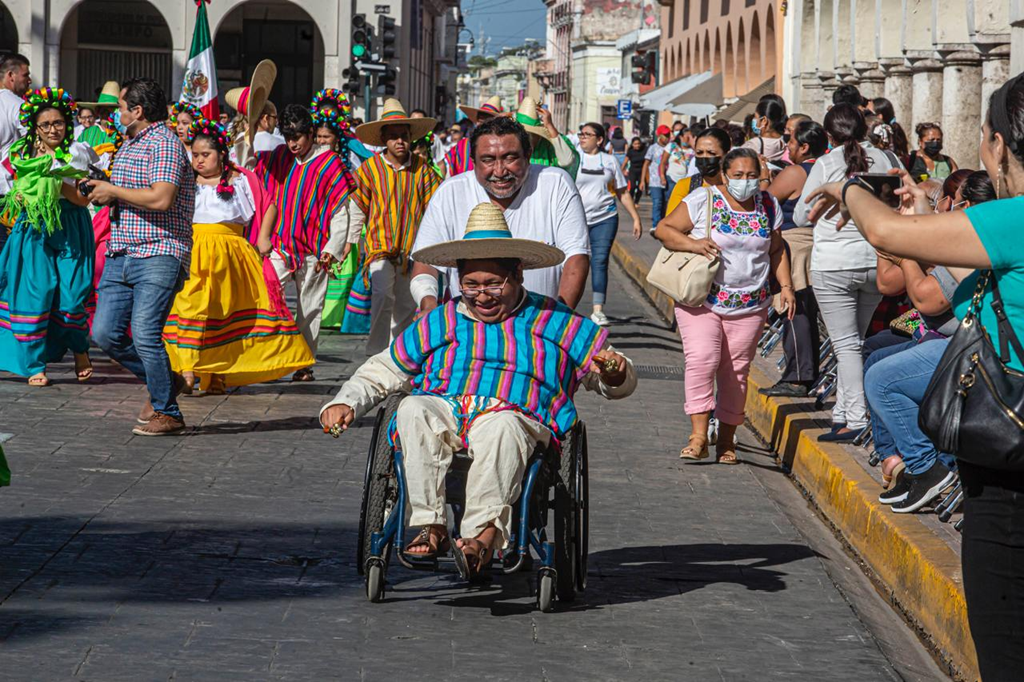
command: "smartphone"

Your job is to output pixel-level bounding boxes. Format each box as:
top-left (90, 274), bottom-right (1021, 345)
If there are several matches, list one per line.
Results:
top-left (853, 172), bottom-right (902, 208)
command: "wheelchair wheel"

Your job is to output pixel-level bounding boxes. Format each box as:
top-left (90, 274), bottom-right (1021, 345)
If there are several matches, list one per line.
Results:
top-left (356, 394), bottom-right (403, 576)
top-left (537, 568), bottom-right (555, 613)
top-left (574, 425), bottom-right (589, 593)
top-left (554, 424), bottom-right (584, 603)
top-left (366, 558), bottom-right (386, 603)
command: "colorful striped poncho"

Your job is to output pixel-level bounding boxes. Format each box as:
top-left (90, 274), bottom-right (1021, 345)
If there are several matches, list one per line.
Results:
top-left (256, 146), bottom-right (356, 271)
top-left (391, 292), bottom-right (608, 437)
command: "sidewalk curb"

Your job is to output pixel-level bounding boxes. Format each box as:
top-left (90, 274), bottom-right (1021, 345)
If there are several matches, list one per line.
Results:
top-left (611, 244), bottom-right (979, 681)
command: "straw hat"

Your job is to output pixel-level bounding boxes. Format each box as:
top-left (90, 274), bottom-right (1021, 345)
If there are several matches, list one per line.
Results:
top-left (412, 203), bottom-right (565, 270)
top-left (79, 81), bottom-right (121, 110)
top-left (458, 95), bottom-right (506, 124)
top-left (355, 98), bottom-right (435, 147)
top-left (514, 97), bottom-right (552, 139)
top-left (225, 59), bottom-right (277, 143)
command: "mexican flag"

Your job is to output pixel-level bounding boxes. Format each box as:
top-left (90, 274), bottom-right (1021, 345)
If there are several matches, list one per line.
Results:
top-left (181, 0), bottom-right (219, 120)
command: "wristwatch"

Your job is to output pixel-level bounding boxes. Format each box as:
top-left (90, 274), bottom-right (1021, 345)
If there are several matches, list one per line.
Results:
top-left (841, 176), bottom-right (874, 205)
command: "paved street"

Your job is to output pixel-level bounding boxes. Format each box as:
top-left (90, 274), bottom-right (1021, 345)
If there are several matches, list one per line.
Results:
top-left (0, 266), bottom-right (943, 681)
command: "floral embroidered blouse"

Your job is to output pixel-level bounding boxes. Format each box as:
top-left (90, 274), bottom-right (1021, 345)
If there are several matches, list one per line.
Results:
top-left (682, 186), bottom-right (782, 316)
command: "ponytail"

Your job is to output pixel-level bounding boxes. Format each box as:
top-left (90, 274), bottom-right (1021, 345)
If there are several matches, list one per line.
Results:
top-left (825, 102), bottom-right (869, 177)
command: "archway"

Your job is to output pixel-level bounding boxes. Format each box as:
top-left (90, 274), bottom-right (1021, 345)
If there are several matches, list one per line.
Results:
top-left (723, 23), bottom-right (735, 98)
top-left (749, 11), bottom-right (763, 86)
top-left (0, 3), bottom-right (17, 54)
top-left (703, 29), bottom-right (711, 72)
top-left (685, 38), bottom-right (691, 77)
top-left (765, 6), bottom-right (777, 81)
top-left (736, 17), bottom-right (747, 95)
top-left (214, 0), bottom-right (325, 110)
top-left (59, 0), bottom-right (172, 101)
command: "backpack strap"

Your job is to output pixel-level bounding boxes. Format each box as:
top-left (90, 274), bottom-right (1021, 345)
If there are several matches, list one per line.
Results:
top-left (882, 149), bottom-right (901, 170)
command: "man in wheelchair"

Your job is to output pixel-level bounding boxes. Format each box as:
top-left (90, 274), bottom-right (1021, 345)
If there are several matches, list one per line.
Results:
top-left (319, 203), bottom-right (636, 579)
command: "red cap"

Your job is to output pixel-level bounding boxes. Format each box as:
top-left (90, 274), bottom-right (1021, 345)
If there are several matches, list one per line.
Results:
top-left (656, 125), bottom-right (671, 135)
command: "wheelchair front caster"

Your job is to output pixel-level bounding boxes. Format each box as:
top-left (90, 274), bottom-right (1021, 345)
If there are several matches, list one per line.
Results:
top-left (537, 569), bottom-right (555, 612)
top-left (366, 558), bottom-right (386, 603)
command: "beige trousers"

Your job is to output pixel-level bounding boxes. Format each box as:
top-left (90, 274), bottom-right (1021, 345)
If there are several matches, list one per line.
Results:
top-left (366, 258), bottom-right (417, 356)
top-left (271, 251), bottom-right (328, 357)
top-left (395, 395), bottom-right (551, 547)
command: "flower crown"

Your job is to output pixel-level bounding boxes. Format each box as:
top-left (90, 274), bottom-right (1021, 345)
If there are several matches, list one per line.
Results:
top-left (19, 87), bottom-right (77, 150)
top-left (186, 117), bottom-right (231, 149)
top-left (169, 101), bottom-right (203, 128)
top-left (310, 88), bottom-right (352, 135)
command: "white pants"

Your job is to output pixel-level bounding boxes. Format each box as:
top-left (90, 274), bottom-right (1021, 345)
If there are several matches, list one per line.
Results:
top-left (395, 395), bottom-right (551, 547)
top-left (271, 251), bottom-right (328, 358)
top-left (367, 259), bottom-right (417, 356)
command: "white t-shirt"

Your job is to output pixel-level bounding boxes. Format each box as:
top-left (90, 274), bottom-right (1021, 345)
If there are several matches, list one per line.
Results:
top-left (683, 186), bottom-right (783, 316)
top-left (413, 164), bottom-right (590, 299)
top-left (0, 89), bottom-right (25, 162)
top-left (253, 129), bottom-right (285, 153)
top-left (576, 151), bottom-right (627, 225)
top-left (644, 143), bottom-right (666, 188)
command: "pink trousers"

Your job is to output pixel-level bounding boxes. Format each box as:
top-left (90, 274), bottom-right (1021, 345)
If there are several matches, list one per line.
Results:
top-left (674, 304), bottom-right (768, 425)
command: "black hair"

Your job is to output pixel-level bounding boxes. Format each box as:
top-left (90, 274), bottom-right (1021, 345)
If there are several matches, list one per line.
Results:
top-left (788, 113), bottom-right (810, 123)
top-left (940, 169), bottom-right (973, 200)
top-left (0, 53), bottom-right (28, 76)
top-left (742, 113), bottom-right (755, 137)
top-left (410, 108), bottom-right (428, 117)
top-left (121, 77), bottom-right (168, 122)
top-left (915, 121), bottom-right (943, 141)
top-left (612, 127), bottom-right (624, 139)
top-left (870, 97), bottom-right (909, 157)
top-left (688, 122), bottom-right (707, 137)
top-left (694, 126), bottom-right (732, 154)
top-left (833, 83), bottom-right (867, 108)
top-left (280, 103), bottom-right (314, 139)
top-left (191, 130), bottom-right (236, 201)
top-left (581, 121), bottom-right (606, 145)
top-left (28, 104), bottom-right (73, 156)
top-left (78, 106), bottom-right (95, 117)
top-left (986, 77), bottom-right (1024, 166)
top-left (793, 120), bottom-right (828, 158)
top-left (470, 115), bottom-right (532, 161)
top-left (824, 102), bottom-right (869, 177)
top-left (755, 96), bottom-right (787, 135)
top-left (961, 170), bottom-right (996, 205)
top-left (726, 124), bottom-right (746, 148)
top-left (456, 257), bottom-right (522, 278)
top-left (722, 147), bottom-right (760, 174)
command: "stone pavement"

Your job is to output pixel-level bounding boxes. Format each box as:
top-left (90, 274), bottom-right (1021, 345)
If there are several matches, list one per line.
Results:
top-left (0, 269), bottom-right (943, 681)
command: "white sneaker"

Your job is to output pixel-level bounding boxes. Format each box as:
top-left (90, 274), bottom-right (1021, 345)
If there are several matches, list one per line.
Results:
top-left (590, 311), bottom-right (611, 327)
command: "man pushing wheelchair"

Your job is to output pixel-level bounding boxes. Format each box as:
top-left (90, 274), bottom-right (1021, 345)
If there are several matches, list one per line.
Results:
top-left (320, 203), bottom-right (636, 583)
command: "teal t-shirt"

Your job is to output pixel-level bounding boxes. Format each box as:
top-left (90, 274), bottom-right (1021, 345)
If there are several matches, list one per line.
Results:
top-left (952, 197), bottom-right (1024, 371)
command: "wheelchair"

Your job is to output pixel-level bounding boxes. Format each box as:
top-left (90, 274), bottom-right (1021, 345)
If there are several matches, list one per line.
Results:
top-left (356, 393), bottom-right (589, 612)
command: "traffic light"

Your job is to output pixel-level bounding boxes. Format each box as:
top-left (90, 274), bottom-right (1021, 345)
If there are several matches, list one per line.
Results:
top-left (351, 14), bottom-right (372, 61)
top-left (378, 15), bottom-right (397, 61)
top-left (631, 53), bottom-right (647, 84)
top-left (376, 66), bottom-right (397, 97)
top-left (342, 67), bottom-right (363, 97)
top-left (644, 51), bottom-right (657, 84)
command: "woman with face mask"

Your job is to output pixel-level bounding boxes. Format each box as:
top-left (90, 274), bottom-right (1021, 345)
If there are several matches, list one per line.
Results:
top-left (662, 127), bottom-right (732, 220)
top-left (655, 148), bottom-right (795, 464)
top-left (908, 122), bottom-right (958, 182)
top-left (741, 96), bottom-right (788, 163)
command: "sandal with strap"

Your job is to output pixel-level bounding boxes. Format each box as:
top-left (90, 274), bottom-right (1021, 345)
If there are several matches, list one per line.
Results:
top-left (881, 457), bottom-right (905, 490)
top-left (205, 375), bottom-right (227, 395)
top-left (74, 353), bottom-right (93, 382)
top-left (27, 374), bottom-right (51, 387)
top-left (680, 434), bottom-right (709, 460)
top-left (454, 538), bottom-right (495, 584)
top-left (403, 526), bottom-right (450, 561)
top-left (292, 368), bottom-right (315, 382)
top-left (716, 443), bottom-right (740, 465)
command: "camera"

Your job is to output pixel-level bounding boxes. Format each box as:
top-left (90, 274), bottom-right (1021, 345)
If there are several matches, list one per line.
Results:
top-left (78, 164), bottom-right (108, 197)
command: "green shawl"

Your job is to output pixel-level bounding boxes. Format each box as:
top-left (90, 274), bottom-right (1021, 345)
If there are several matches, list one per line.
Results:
top-left (0, 138), bottom-right (87, 234)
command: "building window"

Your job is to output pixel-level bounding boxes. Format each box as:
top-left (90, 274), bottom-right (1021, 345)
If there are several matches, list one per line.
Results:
top-left (721, 0), bottom-right (730, 15)
top-left (668, 3), bottom-right (675, 38)
top-left (684, 0), bottom-right (691, 30)
top-left (700, 0), bottom-right (709, 24)
top-left (746, 0), bottom-right (755, 5)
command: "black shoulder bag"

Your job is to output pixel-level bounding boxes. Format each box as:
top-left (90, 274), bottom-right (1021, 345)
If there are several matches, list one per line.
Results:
top-left (919, 271), bottom-right (1024, 470)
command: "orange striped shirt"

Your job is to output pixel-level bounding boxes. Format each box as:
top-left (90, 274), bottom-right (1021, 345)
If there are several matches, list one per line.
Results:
top-left (353, 152), bottom-right (440, 267)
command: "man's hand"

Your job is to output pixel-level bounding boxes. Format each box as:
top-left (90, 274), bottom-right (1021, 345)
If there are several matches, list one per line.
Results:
top-left (804, 181), bottom-right (849, 228)
top-left (537, 105), bottom-right (559, 137)
top-left (257, 236), bottom-right (273, 258)
top-left (86, 179), bottom-right (117, 206)
top-left (321, 404), bottom-right (356, 436)
top-left (591, 350), bottom-right (628, 387)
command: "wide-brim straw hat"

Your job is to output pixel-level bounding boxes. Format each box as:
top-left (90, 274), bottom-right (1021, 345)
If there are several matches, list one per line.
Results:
top-left (514, 97), bottom-right (552, 139)
top-left (412, 202), bottom-right (565, 270)
top-left (458, 95), bottom-right (506, 124)
top-left (225, 59), bottom-right (277, 143)
top-left (78, 81), bottom-right (121, 110)
top-left (355, 98), bottom-right (435, 147)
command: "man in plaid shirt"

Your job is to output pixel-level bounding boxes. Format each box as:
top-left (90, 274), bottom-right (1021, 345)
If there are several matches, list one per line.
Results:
top-left (88, 77), bottom-right (196, 436)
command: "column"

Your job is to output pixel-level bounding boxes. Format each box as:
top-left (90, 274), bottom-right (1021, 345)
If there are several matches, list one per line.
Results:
top-left (818, 72), bottom-right (839, 110)
top-left (981, 44), bottom-right (1011, 128)
top-left (854, 64), bottom-right (886, 100)
top-left (941, 51), bottom-right (983, 169)
top-left (909, 59), bottom-right (943, 136)
top-left (799, 72), bottom-right (825, 120)
top-left (45, 42), bottom-right (58, 88)
top-left (881, 62), bottom-right (913, 127)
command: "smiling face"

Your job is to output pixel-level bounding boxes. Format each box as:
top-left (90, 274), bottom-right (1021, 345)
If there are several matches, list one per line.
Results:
top-left (316, 125), bottom-right (339, 151)
top-left (459, 259), bottom-right (524, 323)
top-left (473, 133), bottom-right (529, 200)
top-left (34, 107), bottom-right (67, 152)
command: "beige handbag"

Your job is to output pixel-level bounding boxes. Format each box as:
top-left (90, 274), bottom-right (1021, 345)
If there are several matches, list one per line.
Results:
top-left (645, 187), bottom-right (720, 307)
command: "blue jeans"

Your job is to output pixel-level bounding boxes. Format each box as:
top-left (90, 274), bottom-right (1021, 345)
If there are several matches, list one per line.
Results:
top-left (93, 254), bottom-right (186, 419)
top-left (588, 214), bottom-right (618, 305)
top-left (649, 186), bottom-right (667, 228)
top-left (864, 338), bottom-right (955, 474)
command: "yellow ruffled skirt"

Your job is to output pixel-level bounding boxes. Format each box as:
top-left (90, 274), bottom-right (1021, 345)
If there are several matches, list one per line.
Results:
top-left (163, 222), bottom-right (314, 386)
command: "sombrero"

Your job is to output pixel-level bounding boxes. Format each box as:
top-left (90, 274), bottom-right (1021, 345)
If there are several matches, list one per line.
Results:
top-left (412, 203), bottom-right (565, 270)
top-left (79, 81), bottom-right (120, 110)
top-left (458, 95), bottom-right (506, 124)
top-left (514, 97), bottom-right (552, 139)
top-left (354, 98), bottom-right (435, 147)
top-left (225, 59), bottom-right (277, 143)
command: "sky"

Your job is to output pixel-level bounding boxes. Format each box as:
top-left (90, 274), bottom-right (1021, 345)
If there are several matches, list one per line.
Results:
top-left (460, 0), bottom-right (547, 55)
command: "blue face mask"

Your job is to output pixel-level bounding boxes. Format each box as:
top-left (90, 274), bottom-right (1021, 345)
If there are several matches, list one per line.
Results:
top-left (751, 116), bottom-right (761, 136)
top-left (111, 110), bottom-right (127, 134)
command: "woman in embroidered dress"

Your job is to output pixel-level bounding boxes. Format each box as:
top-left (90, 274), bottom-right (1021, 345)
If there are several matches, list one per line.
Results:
top-left (0, 88), bottom-right (95, 386)
top-left (162, 119), bottom-right (314, 394)
top-left (655, 147), bottom-right (795, 464)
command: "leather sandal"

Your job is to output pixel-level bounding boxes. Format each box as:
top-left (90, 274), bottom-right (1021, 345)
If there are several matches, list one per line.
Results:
top-left (716, 443), bottom-right (740, 465)
top-left (680, 434), bottom-right (710, 460)
top-left (881, 458), bottom-right (905, 490)
top-left (403, 526), bottom-right (450, 561)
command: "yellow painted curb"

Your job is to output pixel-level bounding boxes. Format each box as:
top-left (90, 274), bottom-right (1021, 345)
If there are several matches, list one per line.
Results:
top-left (611, 243), bottom-right (979, 681)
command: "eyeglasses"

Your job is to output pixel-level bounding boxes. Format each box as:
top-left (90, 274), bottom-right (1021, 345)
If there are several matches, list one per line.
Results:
top-left (577, 132), bottom-right (597, 138)
top-left (37, 121), bottom-right (66, 132)
top-left (461, 277), bottom-right (508, 299)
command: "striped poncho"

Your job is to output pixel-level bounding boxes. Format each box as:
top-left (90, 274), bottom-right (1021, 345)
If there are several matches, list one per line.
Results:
top-left (256, 146), bottom-right (356, 270)
top-left (391, 292), bottom-right (608, 437)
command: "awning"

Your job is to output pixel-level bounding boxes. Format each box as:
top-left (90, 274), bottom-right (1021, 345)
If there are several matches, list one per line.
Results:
top-left (716, 77), bottom-right (777, 122)
top-left (639, 70), bottom-right (723, 118)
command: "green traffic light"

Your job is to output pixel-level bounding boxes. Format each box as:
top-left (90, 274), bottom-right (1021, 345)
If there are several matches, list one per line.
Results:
top-left (352, 44), bottom-right (367, 58)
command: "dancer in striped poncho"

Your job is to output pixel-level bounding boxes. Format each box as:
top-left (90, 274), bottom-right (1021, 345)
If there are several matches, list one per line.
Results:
top-left (319, 203), bottom-right (636, 578)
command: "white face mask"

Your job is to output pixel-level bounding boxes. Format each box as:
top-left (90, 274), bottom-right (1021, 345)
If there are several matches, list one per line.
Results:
top-left (727, 178), bottom-right (759, 202)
